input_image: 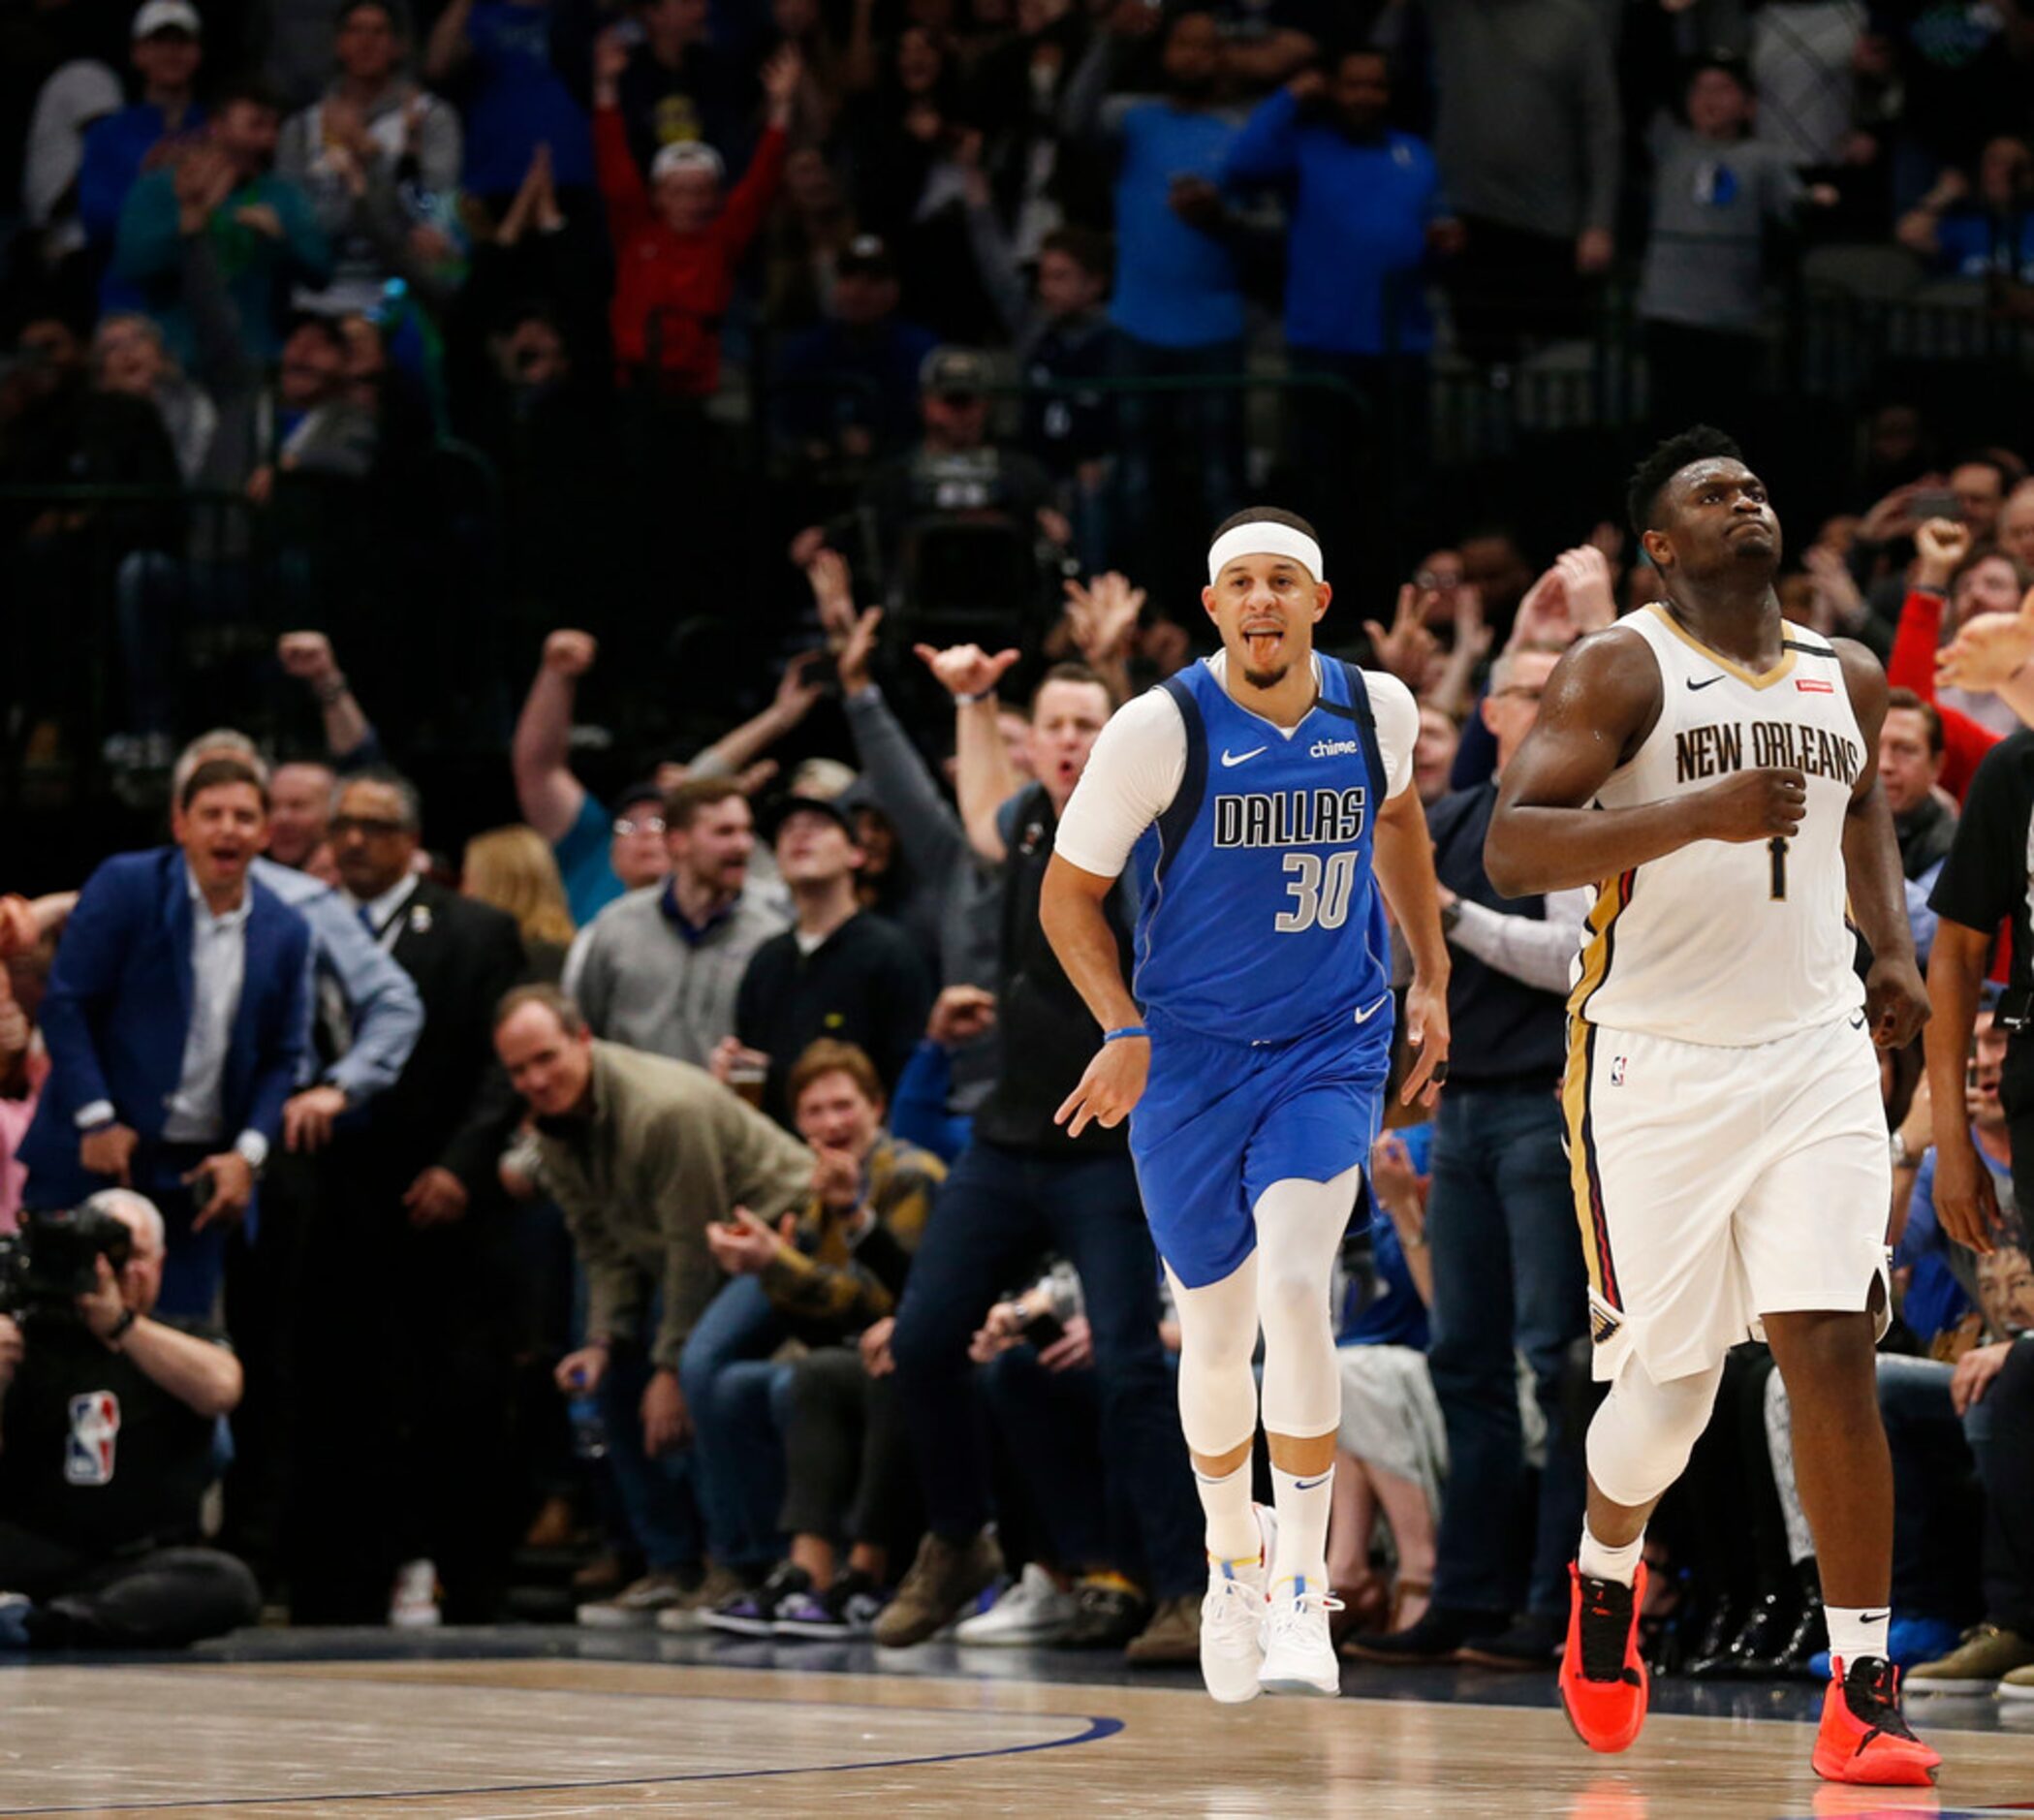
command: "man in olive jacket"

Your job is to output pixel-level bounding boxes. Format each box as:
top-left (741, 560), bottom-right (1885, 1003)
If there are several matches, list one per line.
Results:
top-left (495, 984), bottom-right (812, 1621)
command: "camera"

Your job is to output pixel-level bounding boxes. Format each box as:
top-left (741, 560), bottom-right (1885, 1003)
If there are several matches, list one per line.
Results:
top-left (0, 1205), bottom-right (135, 1319)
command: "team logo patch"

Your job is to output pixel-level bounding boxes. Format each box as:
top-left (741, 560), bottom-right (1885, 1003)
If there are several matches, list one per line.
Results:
top-left (65, 1391), bottom-right (120, 1486)
top-left (1610, 1055), bottom-right (1627, 1087)
top-left (1588, 1294), bottom-right (1623, 1347)
top-left (1796, 678), bottom-right (1834, 694)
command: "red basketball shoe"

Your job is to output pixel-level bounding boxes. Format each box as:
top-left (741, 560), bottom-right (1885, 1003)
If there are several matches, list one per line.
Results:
top-left (1811, 1656), bottom-right (1941, 1786)
top-left (1558, 1562), bottom-right (1649, 1754)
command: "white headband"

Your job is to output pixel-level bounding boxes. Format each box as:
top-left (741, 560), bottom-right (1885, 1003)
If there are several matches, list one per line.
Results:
top-left (1206, 522), bottom-right (1326, 586)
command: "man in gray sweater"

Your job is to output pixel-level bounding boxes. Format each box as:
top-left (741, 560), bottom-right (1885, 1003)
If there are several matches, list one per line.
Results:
top-left (562, 779), bottom-right (788, 1068)
top-left (1421, 0), bottom-right (1622, 362)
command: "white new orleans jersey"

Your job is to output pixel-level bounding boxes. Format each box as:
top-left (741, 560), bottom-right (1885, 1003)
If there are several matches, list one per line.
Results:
top-left (1569, 604), bottom-right (1867, 1049)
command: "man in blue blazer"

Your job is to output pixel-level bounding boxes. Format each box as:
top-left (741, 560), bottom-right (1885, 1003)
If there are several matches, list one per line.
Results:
top-left (18, 757), bottom-right (312, 1317)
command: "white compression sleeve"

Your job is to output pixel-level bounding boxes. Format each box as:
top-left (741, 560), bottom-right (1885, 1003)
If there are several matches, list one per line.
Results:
top-left (1167, 1254), bottom-right (1261, 1459)
top-left (1584, 1352), bottom-right (1727, 1511)
top-left (1254, 1164), bottom-right (1362, 1439)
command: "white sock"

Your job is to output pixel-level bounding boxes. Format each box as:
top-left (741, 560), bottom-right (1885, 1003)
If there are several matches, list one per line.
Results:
top-left (1194, 1461), bottom-right (1262, 1571)
top-left (1826, 1605), bottom-right (1892, 1671)
top-left (1269, 1462), bottom-right (1333, 1597)
top-left (1577, 1522), bottom-right (1644, 1588)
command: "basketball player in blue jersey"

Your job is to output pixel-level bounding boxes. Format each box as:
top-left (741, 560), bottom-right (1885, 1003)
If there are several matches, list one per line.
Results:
top-left (1486, 428), bottom-right (1939, 1785)
top-left (1042, 507), bottom-right (1452, 1703)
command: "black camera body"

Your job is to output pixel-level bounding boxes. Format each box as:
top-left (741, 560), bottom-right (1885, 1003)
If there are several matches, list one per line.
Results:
top-left (0, 1206), bottom-right (135, 1319)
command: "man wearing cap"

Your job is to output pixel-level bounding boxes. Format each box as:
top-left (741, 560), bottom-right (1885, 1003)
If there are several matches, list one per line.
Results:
top-left (592, 29), bottom-right (798, 393)
top-left (772, 234), bottom-right (939, 467)
top-left (564, 778), bottom-right (788, 1067)
top-left (1042, 505), bottom-right (1451, 1702)
top-left (839, 345), bottom-right (1066, 589)
top-left (78, 0), bottom-right (204, 303)
top-left (712, 796), bottom-right (931, 1126)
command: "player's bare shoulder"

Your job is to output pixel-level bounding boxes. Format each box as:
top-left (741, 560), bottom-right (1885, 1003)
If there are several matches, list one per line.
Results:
top-left (1828, 636), bottom-right (1891, 744)
top-left (1534, 620), bottom-right (1667, 768)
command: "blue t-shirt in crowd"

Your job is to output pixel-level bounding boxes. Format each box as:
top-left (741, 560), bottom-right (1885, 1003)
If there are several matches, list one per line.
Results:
top-left (1110, 102), bottom-right (1245, 349)
top-left (460, 0), bottom-right (594, 197)
top-left (1898, 1129), bottom-right (2010, 1344)
top-left (1934, 210), bottom-right (2034, 283)
top-left (554, 792), bottom-right (623, 926)
top-left (1223, 89), bottom-right (1439, 357)
top-left (1337, 1121), bottom-right (1431, 1350)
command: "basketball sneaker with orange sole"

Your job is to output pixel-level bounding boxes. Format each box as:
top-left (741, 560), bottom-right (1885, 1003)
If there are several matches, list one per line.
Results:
top-left (1558, 1562), bottom-right (1649, 1754)
top-left (1811, 1656), bottom-right (1941, 1786)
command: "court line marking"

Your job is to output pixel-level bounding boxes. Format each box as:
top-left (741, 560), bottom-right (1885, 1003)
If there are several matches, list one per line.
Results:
top-left (0, 1672), bottom-right (1124, 1816)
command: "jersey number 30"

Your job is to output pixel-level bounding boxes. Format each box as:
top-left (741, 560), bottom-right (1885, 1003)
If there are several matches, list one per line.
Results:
top-left (1276, 850), bottom-right (1361, 932)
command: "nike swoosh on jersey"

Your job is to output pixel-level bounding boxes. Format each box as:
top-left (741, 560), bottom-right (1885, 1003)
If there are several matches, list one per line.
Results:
top-left (1687, 675), bottom-right (1725, 690)
top-left (1353, 993), bottom-right (1390, 1025)
top-left (1221, 746), bottom-right (1267, 768)
top-left (1849, 1013), bottom-right (1867, 1029)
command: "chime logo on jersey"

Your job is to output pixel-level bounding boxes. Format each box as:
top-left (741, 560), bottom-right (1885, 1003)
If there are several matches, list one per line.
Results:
top-left (65, 1391), bottom-right (120, 1486)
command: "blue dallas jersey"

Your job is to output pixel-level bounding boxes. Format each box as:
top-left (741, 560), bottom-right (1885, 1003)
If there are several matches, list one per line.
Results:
top-left (1129, 656), bottom-right (1392, 1045)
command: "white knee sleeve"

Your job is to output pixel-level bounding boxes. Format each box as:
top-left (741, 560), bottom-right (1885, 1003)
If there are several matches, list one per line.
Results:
top-left (1168, 1256), bottom-right (1261, 1459)
top-left (1254, 1165), bottom-right (1361, 1440)
top-left (1585, 1353), bottom-right (1726, 1510)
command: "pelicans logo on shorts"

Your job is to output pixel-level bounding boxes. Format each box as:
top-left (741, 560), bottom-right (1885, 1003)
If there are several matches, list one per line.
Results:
top-left (64, 1391), bottom-right (120, 1486)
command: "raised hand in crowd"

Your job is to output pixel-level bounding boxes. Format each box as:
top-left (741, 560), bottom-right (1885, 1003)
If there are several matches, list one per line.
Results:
top-left (916, 641), bottom-right (1022, 702)
top-left (837, 606), bottom-right (885, 696)
top-left (1938, 576), bottom-right (2034, 688)
top-left (1858, 477), bottom-right (1945, 549)
top-left (1914, 517), bottom-right (1972, 591)
top-left (1363, 581), bottom-right (1441, 691)
top-left (1547, 545), bottom-right (1615, 635)
top-left (806, 548), bottom-right (858, 646)
top-left (543, 628), bottom-right (598, 679)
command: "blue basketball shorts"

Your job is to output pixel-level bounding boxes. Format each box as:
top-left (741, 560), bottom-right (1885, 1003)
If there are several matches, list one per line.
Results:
top-left (1129, 997), bottom-right (1393, 1290)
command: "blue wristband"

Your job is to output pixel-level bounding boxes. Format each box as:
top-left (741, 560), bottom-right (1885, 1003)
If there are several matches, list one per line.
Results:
top-left (1103, 1025), bottom-right (1150, 1044)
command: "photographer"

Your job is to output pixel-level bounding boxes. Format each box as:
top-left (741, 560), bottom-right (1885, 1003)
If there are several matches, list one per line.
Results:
top-left (0, 1191), bottom-right (256, 1649)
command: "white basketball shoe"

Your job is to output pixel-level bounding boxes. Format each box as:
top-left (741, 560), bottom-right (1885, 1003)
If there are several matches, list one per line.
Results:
top-left (1258, 1573), bottom-right (1344, 1697)
top-left (1200, 1505), bottom-right (1276, 1704)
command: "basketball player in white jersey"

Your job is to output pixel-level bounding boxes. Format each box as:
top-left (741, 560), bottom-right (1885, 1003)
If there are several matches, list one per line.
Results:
top-left (1486, 428), bottom-right (1939, 1785)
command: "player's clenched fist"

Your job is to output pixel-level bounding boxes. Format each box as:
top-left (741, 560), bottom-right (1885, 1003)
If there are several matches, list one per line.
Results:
top-left (1055, 1034), bottom-right (1148, 1139)
top-left (1698, 767), bottom-right (1806, 843)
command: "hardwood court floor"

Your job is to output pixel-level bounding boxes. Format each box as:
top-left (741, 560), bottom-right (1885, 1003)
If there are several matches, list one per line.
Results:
top-left (2, 1633), bottom-right (2031, 1818)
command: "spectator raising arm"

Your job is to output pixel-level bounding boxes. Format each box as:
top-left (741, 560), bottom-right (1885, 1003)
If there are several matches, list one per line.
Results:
top-left (277, 632), bottom-right (381, 767)
top-left (689, 652), bottom-right (828, 784)
top-left (423, 0), bottom-right (476, 84)
top-left (512, 630), bottom-right (598, 844)
top-left (917, 642), bottom-right (1025, 863)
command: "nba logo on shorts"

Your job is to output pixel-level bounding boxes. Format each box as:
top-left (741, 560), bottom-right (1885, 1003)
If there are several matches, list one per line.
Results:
top-left (1610, 1055), bottom-right (1627, 1087)
top-left (65, 1391), bottom-right (120, 1486)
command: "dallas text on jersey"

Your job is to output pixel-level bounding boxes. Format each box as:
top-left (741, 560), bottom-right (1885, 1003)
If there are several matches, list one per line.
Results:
top-left (1672, 720), bottom-right (1863, 788)
top-left (1213, 788), bottom-right (1369, 849)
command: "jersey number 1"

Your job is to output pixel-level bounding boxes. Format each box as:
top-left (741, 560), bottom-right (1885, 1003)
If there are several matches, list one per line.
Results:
top-left (1276, 851), bottom-right (1360, 932)
top-left (1768, 835), bottom-right (1789, 901)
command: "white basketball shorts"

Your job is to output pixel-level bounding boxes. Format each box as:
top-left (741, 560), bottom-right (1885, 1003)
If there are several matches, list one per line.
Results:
top-left (1562, 1011), bottom-right (1893, 1384)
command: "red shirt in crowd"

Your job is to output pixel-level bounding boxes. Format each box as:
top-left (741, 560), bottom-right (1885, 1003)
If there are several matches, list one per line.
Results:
top-left (595, 110), bottom-right (788, 395)
top-left (1886, 584), bottom-right (1999, 804)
